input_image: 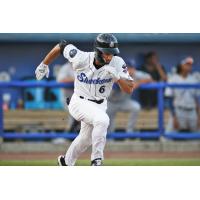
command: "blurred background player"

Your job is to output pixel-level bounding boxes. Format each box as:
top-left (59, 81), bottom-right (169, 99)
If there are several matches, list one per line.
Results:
top-left (56, 62), bottom-right (80, 133)
top-left (139, 51), bottom-right (167, 108)
top-left (165, 56), bottom-right (200, 132)
top-left (107, 59), bottom-right (153, 133)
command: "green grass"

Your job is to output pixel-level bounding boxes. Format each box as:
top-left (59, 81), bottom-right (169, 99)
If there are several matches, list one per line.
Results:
top-left (1, 159), bottom-right (200, 166)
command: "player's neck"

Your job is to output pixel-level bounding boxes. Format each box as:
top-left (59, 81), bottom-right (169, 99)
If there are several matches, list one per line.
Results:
top-left (180, 72), bottom-right (189, 78)
top-left (93, 59), bottom-right (104, 69)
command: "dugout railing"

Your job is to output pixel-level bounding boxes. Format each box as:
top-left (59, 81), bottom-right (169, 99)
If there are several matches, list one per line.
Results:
top-left (0, 81), bottom-right (200, 140)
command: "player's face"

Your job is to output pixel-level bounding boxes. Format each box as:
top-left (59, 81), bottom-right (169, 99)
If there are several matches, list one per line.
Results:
top-left (148, 55), bottom-right (159, 65)
top-left (102, 53), bottom-right (113, 64)
top-left (183, 63), bottom-right (192, 73)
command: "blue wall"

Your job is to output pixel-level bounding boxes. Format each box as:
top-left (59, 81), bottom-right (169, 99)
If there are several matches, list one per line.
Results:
top-left (0, 42), bottom-right (200, 81)
top-left (120, 43), bottom-right (200, 70)
top-left (0, 36), bottom-right (200, 108)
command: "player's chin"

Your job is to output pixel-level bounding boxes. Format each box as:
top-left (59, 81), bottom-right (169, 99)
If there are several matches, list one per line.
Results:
top-left (105, 60), bottom-right (112, 64)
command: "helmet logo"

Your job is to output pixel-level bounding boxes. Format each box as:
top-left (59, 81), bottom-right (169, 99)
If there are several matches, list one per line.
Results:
top-left (110, 41), bottom-right (114, 48)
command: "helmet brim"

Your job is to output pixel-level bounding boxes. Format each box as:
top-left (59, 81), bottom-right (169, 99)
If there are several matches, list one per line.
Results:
top-left (96, 47), bottom-right (120, 55)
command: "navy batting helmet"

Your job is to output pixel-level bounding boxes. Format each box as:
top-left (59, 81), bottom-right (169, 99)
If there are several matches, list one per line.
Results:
top-left (94, 33), bottom-right (120, 65)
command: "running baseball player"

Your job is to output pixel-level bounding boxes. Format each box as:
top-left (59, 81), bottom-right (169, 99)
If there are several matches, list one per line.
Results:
top-left (35, 33), bottom-right (134, 166)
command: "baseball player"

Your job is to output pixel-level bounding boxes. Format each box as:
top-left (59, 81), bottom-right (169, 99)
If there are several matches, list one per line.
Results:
top-left (165, 56), bottom-right (200, 132)
top-left (35, 33), bottom-right (134, 166)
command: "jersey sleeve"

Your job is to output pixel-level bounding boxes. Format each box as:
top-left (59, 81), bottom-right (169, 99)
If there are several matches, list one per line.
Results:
top-left (63, 44), bottom-right (89, 71)
top-left (112, 56), bottom-right (133, 81)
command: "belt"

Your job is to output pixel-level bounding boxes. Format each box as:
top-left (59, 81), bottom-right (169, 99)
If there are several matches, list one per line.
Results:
top-left (79, 96), bottom-right (104, 104)
top-left (177, 106), bottom-right (195, 111)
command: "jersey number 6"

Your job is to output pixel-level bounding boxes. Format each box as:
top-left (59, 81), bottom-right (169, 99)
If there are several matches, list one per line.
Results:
top-left (99, 85), bottom-right (105, 93)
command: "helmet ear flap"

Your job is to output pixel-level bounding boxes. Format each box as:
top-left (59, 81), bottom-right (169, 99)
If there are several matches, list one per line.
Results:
top-left (94, 48), bottom-right (106, 65)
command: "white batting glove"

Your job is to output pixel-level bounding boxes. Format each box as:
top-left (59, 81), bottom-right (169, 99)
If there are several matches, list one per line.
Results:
top-left (105, 66), bottom-right (120, 81)
top-left (35, 62), bottom-right (50, 80)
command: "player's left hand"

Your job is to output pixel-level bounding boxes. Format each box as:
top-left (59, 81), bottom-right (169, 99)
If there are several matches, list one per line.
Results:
top-left (35, 62), bottom-right (50, 80)
top-left (105, 66), bottom-right (120, 81)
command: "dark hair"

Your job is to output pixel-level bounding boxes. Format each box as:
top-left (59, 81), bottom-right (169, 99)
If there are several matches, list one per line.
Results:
top-left (176, 63), bottom-right (182, 74)
top-left (145, 51), bottom-right (157, 62)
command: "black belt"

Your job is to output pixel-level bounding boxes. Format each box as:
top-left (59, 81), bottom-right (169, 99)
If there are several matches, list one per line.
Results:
top-left (177, 106), bottom-right (195, 111)
top-left (79, 96), bottom-right (104, 104)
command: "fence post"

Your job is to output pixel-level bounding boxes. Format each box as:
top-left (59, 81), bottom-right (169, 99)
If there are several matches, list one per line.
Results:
top-left (158, 84), bottom-right (164, 137)
top-left (0, 91), bottom-right (3, 136)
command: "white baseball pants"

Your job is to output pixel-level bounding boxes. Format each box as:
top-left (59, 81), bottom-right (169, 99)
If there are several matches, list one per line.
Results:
top-left (64, 93), bottom-right (109, 166)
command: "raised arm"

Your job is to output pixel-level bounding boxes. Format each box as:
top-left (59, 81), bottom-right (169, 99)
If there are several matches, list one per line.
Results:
top-left (35, 41), bottom-right (67, 80)
top-left (42, 44), bottom-right (61, 65)
top-left (155, 64), bottom-right (167, 81)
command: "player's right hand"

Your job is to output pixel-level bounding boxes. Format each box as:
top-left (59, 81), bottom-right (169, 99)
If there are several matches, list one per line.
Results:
top-left (35, 62), bottom-right (50, 80)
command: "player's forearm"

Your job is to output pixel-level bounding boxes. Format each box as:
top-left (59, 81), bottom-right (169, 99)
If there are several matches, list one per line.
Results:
top-left (157, 66), bottom-right (167, 81)
top-left (159, 72), bottom-right (167, 81)
top-left (42, 44), bottom-right (61, 65)
top-left (137, 78), bottom-right (153, 85)
top-left (117, 79), bottom-right (134, 94)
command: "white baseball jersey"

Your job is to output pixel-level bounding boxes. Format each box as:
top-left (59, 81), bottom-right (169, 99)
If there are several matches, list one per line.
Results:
top-left (165, 73), bottom-right (199, 109)
top-left (63, 44), bottom-right (132, 100)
